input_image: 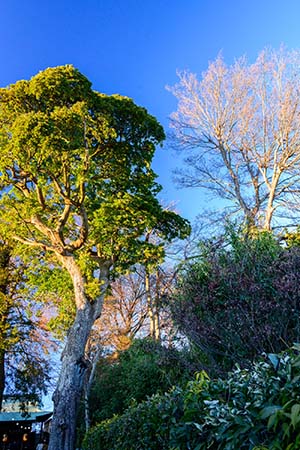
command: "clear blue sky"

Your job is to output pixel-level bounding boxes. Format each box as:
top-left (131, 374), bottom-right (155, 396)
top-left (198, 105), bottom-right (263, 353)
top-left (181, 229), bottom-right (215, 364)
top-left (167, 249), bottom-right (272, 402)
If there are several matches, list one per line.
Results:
top-left (1, 0), bottom-right (300, 222)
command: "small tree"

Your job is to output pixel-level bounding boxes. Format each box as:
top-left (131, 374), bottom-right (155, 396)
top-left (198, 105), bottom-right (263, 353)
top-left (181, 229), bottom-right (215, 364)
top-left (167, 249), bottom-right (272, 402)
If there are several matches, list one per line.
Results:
top-left (169, 47), bottom-right (300, 230)
top-left (0, 65), bottom-right (189, 450)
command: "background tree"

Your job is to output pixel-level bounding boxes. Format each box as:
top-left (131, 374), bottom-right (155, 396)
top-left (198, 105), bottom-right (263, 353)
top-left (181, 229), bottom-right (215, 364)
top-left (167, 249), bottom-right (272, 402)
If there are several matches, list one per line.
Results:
top-left (169, 47), bottom-right (300, 230)
top-left (0, 242), bottom-right (53, 411)
top-left (171, 229), bottom-right (300, 374)
top-left (97, 273), bottom-right (149, 353)
top-left (0, 65), bottom-right (190, 450)
top-left (82, 261), bottom-right (181, 431)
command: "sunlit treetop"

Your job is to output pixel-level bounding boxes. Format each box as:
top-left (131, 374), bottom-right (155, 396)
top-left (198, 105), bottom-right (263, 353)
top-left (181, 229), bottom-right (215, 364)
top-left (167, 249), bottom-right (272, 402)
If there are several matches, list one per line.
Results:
top-left (0, 65), bottom-right (190, 281)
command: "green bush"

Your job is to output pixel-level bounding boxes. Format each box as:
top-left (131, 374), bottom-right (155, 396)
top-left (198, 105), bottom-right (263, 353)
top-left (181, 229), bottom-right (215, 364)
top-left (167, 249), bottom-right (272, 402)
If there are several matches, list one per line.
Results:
top-left (83, 345), bottom-right (300, 450)
top-left (83, 389), bottom-right (184, 450)
top-left (88, 338), bottom-right (199, 424)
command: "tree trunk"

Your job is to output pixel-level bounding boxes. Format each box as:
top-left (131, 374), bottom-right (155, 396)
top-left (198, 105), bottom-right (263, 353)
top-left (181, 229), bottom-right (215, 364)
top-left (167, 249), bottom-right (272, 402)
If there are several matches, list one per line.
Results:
top-left (263, 170), bottom-right (281, 231)
top-left (48, 256), bottom-right (109, 450)
top-left (145, 271), bottom-right (155, 338)
top-left (146, 271), bottom-right (160, 341)
top-left (264, 192), bottom-right (276, 231)
top-left (154, 270), bottom-right (161, 341)
top-left (153, 311), bottom-right (160, 341)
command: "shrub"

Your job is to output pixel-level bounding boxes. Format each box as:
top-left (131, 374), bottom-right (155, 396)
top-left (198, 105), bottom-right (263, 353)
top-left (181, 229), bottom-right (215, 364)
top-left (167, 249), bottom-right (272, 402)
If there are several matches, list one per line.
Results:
top-left (83, 389), bottom-right (184, 450)
top-left (171, 230), bottom-right (300, 374)
top-left (83, 345), bottom-right (300, 450)
top-left (88, 338), bottom-right (199, 424)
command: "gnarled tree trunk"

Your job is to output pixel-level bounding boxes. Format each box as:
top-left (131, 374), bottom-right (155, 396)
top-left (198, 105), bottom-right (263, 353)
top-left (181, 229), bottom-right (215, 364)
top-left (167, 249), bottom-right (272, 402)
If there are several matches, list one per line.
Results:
top-left (48, 256), bottom-right (109, 450)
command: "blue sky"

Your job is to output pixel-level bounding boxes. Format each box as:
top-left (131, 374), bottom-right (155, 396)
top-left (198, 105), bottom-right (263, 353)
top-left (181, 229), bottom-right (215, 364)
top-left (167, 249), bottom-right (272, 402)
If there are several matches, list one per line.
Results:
top-left (1, 0), bottom-right (300, 222)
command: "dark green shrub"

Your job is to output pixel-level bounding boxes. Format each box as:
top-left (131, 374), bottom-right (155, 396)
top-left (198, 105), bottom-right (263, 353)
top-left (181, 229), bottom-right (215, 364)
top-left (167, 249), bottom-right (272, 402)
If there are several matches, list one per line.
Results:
top-left (83, 389), bottom-right (183, 450)
top-left (171, 231), bottom-right (300, 374)
top-left (83, 345), bottom-right (300, 450)
top-left (89, 338), bottom-right (199, 424)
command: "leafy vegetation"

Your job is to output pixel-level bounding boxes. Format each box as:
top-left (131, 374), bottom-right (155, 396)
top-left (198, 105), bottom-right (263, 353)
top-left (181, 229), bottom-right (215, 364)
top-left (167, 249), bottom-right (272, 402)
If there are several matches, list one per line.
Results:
top-left (0, 242), bottom-right (53, 411)
top-left (82, 229), bottom-right (300, 449)
top-left (88, 338), bottom-right (198, 424)
top-left (171, 230), bottom-right (300, 374)
top-left (0, 64), bottom-right (189, 449)
top-left (83, 345), bottom-right (300, 450)
top-left (4, 50), bottom-right (300, 450)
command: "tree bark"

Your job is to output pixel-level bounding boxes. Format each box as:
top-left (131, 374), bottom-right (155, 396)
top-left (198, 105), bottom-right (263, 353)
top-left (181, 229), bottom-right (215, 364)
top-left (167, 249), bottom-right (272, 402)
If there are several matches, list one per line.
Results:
top-left (145, 271), bottom-right (155, 338)
top-left (48, 256), bottom-right (109, 450)
top-left (145, 271), bottom-right (160, 341)
top-left (263, 173), bottom-right (281, 231)
top-left (154, 270), bottom-right (161, 341)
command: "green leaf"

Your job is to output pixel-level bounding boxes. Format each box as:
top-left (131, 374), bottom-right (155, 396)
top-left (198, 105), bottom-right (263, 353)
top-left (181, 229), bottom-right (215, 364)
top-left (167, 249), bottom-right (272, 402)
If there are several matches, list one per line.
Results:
top-left (290, 404), bottom-right (300, 428)
top-left (267, 353), bottom-right (280, 370)
top-left (260, 405), bottom-right (282, 420)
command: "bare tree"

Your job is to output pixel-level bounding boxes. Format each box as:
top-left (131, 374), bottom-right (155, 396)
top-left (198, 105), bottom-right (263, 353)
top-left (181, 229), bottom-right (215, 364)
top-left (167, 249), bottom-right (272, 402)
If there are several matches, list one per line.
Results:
top-left (96, 273), bottom-right (149, 352)
top-left (82, 268), bottom-right (171, 431)
top-left (169, 47), bottom-right (300, 230)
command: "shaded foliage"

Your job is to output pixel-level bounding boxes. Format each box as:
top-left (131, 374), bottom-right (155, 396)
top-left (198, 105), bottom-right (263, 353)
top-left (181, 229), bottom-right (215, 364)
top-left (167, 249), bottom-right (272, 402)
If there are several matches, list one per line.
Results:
top-left (83, 345), bottom-right (300, 450)
top-left (0, 243), bottom-right (53, 411)
top-left (87, 338), bottom-right (198, 425)
top-left (171, 230), bottom-right (300, 374)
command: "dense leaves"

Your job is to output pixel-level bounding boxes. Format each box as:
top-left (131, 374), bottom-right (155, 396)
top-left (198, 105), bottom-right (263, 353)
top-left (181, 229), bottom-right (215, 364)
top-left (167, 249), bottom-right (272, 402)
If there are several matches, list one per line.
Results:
top-left (0, 65), bottom-right (190, 449)
top-left (0, 65), bottom-right (189, 274)
top-left (171, 230), bottom-right (300, 374)
top-left (88, 339), bottom-right (197, 424)
top-left (83, 345), bottom-right (300, 450)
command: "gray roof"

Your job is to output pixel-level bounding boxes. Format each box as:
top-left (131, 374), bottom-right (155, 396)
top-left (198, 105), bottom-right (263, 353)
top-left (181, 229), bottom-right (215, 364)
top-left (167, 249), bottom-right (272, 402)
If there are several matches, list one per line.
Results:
top-left (0, 411), bottom-right (52, 423)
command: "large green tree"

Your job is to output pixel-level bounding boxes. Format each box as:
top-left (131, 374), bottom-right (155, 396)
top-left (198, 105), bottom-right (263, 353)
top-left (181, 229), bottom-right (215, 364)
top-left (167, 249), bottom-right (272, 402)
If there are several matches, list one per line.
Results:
top-left (0, 65), bottom-right (189, 450)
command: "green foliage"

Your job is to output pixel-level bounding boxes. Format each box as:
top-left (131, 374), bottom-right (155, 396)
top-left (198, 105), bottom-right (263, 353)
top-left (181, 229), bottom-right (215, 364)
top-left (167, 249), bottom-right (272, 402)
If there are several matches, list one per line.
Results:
top-left (83, 389), bottom-right (183, 450)
top-left (23, 253), bottom-right (75, 338)
top-left (0, 65), bottom-right (190, 450)
top-left (0, 64), bottom-right (190, 295)
top-left (88, 339), bottom-right (197, 424)
top-left (83, 345), bottom-right (300, 450)
top-left (171, 229), bottom-right (300, 373)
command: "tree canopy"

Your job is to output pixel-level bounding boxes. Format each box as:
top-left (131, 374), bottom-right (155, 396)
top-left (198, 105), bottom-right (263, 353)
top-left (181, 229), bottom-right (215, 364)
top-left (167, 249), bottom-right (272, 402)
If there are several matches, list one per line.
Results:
top-left (0, 65), bottom-right (188, 269)
top-left (0, 65), bottom-right (190, 450)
